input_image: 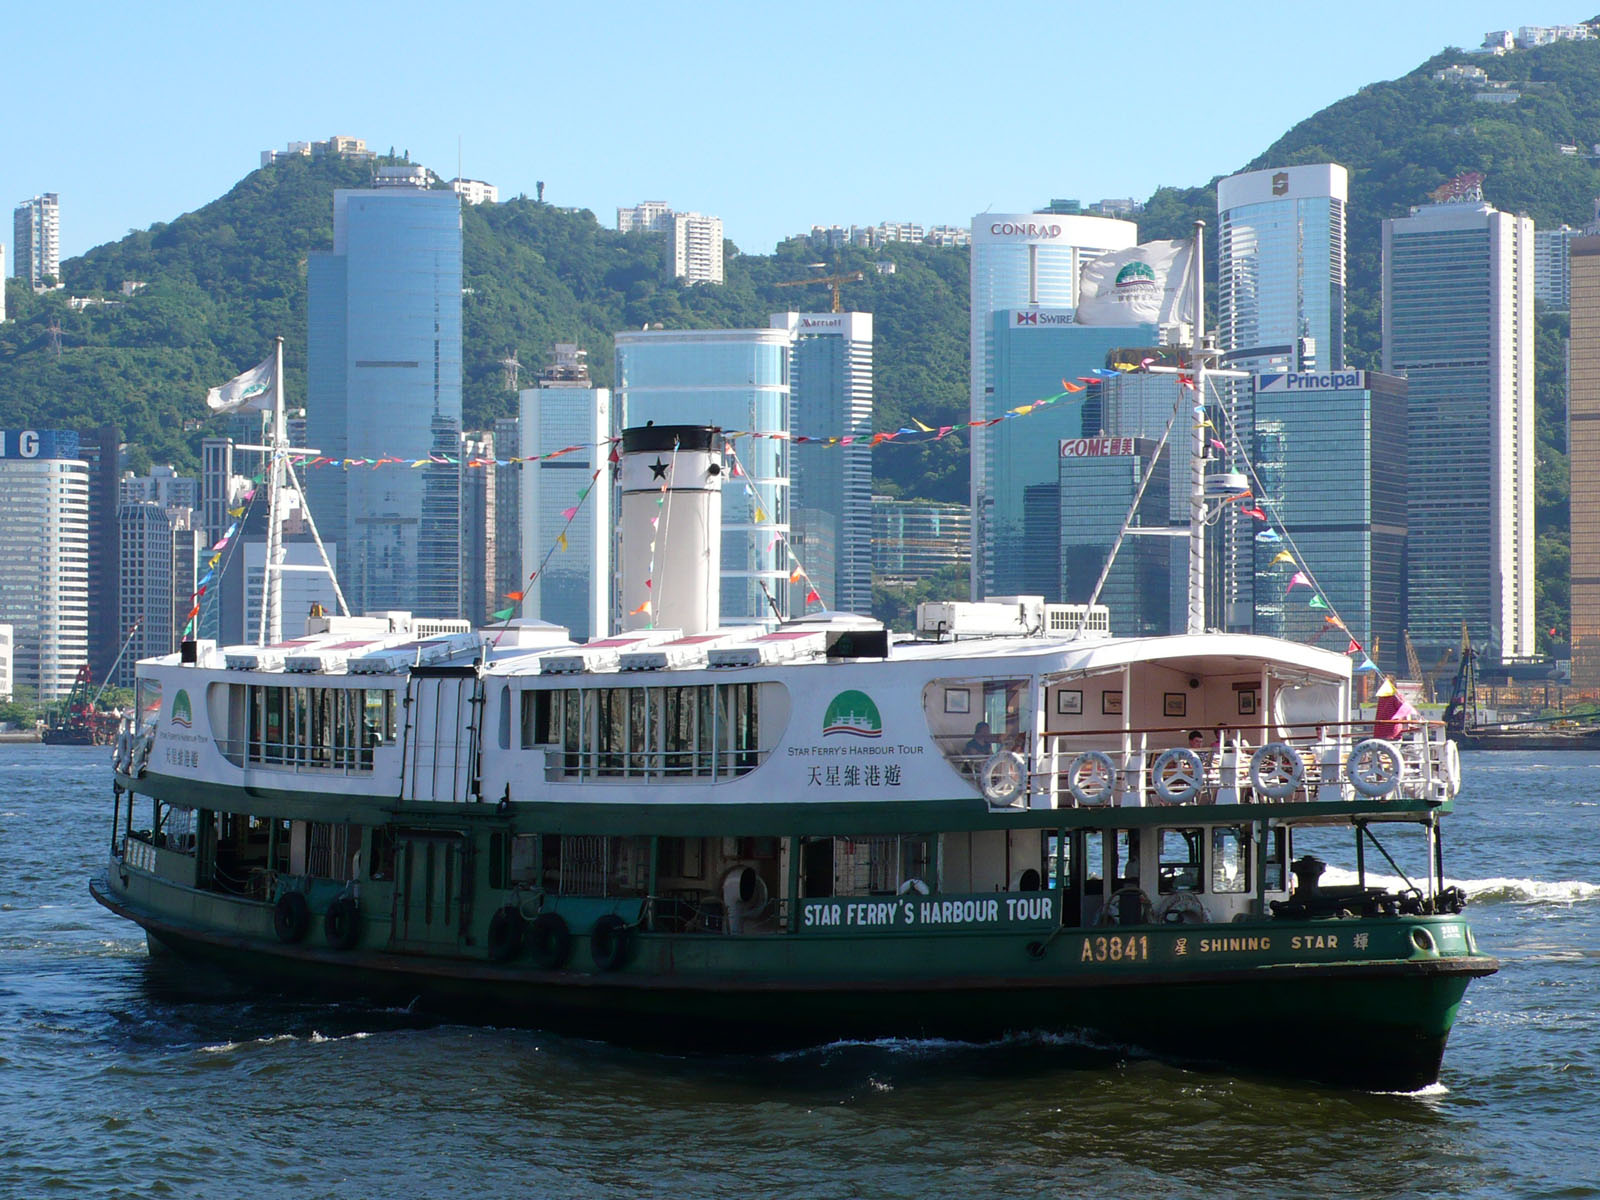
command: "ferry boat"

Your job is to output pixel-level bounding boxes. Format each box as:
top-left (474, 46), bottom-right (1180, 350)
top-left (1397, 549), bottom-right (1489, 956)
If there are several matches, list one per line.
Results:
top-left (92, 419), bottom-right (1497, 1090)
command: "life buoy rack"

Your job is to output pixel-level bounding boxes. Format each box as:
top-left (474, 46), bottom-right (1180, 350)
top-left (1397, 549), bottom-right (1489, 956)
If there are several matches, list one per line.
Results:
top-left (487, 906), bottom-right (525, 962)
top-left (1065, 751), bottom-right (1116, 806)
top-left (1347, 738), bottom-right (1402, 798)
top-left (1249, 743), bottom-right (1305, 799)
top-left (1441, 738), bottom-right (1462, 797)
top-left (324, 894), bottom-right (361, 951)
top-left (590, 914), bottom-right (631, 972)
top-left (273, 890), bottom-right (310, 944)
top-left (1154, 891), bottom-right (1209, 925)
top-left (1151, 748), bottom-right (1203, 804)
top-left (980, 751), bottom-right (1027, 806)
top-left (528, 912), bottom-right (572, 970)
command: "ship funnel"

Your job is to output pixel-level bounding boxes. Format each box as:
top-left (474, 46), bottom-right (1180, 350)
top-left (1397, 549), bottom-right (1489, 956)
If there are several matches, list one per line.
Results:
top-left (619, 424), bottom-right (723, 635)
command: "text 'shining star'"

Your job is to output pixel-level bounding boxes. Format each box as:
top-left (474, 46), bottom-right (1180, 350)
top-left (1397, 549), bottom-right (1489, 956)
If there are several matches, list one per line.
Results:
top-left (649, 457), bottom-right (669, 479)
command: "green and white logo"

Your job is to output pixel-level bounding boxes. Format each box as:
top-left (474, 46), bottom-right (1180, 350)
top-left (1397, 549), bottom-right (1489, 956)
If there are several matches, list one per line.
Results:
top-left (823, 690), bottom-right (882, 738)
top-left (171, 689), bottom-right (193, 728)
top-left (1114, 260), bottom-right (1157, 290)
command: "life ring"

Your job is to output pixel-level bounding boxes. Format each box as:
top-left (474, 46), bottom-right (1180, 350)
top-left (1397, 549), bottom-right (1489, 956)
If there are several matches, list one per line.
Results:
top-left (1347, 738), bottom-right (1402, 798)
top-left (981, 751), bottom-right (1027, 805)
top-left (1441, 738), bottom-right (1462, 797)
top-left (487, 906), bottom-right (525, 962)
top-left (1154, 891), bottom-right (1209, 925)
top-left (590, 914), bottom-right (631, 972)
top-left (528, 912), bottom-right (572, 969)
top-left (1066, 750), bottom-right (1116, 806)
top-left (897, 877), bottom-right (931, 896)
top-left (324, 894), bottom-right (361, 951)
top-left (1151, 748), bottom-right (1203, 804)
top-left (273, 890), bottom-right (310, 944)
top-left (1250, 743), bottom-right (1305, 799)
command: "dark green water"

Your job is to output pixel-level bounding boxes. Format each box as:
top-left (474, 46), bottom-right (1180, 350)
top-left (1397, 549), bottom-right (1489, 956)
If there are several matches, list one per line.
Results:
top-left (2, 746), bottom-right (1594, 1199)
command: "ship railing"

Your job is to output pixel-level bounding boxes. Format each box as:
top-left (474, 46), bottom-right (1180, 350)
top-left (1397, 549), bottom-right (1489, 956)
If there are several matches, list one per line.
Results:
top-left (1030, 719), bottom-right (1455, 809)
top-left (539, 745), bottom-right (769, 782)
top-left (645, 891), bottom-right (787, 934)
top-left (213, 737), bottom-right (380, 776)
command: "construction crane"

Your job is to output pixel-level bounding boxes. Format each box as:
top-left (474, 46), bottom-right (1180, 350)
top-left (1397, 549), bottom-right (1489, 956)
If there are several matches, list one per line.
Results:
top-left (774, 269), bottom-right (864, 313)
top-left (1404, 630), bottom-right (1431, 704)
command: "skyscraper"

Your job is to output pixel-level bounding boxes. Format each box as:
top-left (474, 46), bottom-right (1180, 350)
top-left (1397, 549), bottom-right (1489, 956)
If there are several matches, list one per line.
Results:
top-left (0, 429), bottom-right (88, 700)
top-left (13, 194), bottom-right (60, 289)
top-left (1250, 370), bottom-right (1408, 673)
top-left (517, 346), bottom-right (612, 639)
top-left (1383, 185), bottom-right (1534, 662)
top-left (306, 186), bottom-right (463, 619)
top-left (615, 328), bottom-right (791, 625)
top-left (985, 312), bottom-right (1154, 600)
top-left (1567, 235), bottom-right (1600, 685)
top-left (770, 312), bottom-right (873, 613)
top-left (117, 502), bottom-right (175, 687)
top-left (969, 213), bottom-right (1138, 597)
top-left (1217, 163), bottom-right (1349, 632)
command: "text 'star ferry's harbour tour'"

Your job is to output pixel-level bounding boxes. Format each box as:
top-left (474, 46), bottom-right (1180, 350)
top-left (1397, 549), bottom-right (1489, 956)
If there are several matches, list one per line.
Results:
top-left (92, 411), bottom-right (1497, 1091)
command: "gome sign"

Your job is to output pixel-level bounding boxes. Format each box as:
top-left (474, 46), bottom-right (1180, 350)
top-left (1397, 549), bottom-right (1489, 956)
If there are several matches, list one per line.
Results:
top-left (1060, 437), bottom-right (1137, 458)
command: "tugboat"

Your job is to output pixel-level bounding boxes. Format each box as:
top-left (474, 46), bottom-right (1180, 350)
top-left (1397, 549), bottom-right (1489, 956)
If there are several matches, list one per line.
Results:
top-left (92, 408), bottom-right (1497, 1088)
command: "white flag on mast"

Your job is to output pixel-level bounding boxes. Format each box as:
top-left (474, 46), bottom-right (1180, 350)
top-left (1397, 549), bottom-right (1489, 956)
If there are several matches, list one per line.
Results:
top-left (1074, 239), bottom-right (1195, 326)
top-left (205, 353), bottom-right (277, 413)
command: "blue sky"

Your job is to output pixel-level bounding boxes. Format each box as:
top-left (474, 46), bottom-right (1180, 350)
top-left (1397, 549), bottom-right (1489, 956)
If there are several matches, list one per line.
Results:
top-left (6, 2), bottom-right (1595, 261)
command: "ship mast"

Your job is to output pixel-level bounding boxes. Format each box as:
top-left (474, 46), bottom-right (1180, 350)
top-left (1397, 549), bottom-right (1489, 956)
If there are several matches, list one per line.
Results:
top-left (1187, 220), bottom-right (1208, 635)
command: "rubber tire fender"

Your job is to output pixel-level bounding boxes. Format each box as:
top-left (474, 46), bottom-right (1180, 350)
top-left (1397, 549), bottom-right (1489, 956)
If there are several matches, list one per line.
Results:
top-left (273, 890), bottom-right (311, 944)
top-left (324, 894), bottom-right (361, 951)
top-left (527, 912), bottom-right (572, 970)
top-left (590, 914), bottom-right (631, 972)
top-left (487, 906), bottom-right (525, 963)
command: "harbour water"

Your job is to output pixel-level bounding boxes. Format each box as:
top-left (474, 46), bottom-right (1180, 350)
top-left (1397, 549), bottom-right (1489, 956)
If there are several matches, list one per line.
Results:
top-left (2, 744), bottom-right (1596, 1199)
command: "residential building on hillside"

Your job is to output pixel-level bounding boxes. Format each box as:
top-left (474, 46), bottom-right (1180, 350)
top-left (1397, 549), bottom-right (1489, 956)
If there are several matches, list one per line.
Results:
top-left (672, 212), bottom-right (724, 284)
top-left (517, 345), bottom-right (612, 640)
top-left (770, 312), bottom-right (874, 614)
top-left (14, 194), bottom-right (60, 289)
top-left (1383, 187), bottom-right (1534, 664)
top-left (450, 178), bottom-right (498, 205)
top-left (1535, 225), bottom-right (1576, 308)
top-left (968, 211), bottom-right (1138, 598)
top-left (306, 186), bottom-right (463, 619)
top-left (617, 201), bottom-right (674, 234)
top-left (615, 328), bottom-right (791, 625)
top-left (260, 135), bottom-right (375, 166)
top-left (1567, 235), bottom-right (1600, 685)
top-left (0, 430), bottom-right (88, 701)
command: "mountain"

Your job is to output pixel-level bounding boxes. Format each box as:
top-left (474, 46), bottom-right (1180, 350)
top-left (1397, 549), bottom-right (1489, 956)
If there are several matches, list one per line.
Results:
top-left (4, 33), bottom-right (1599, 648)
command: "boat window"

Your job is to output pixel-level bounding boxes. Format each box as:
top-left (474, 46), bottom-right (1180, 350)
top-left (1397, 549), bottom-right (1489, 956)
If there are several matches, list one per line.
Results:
top-left (240, 685), bottom-right (393, 772)
top-left (1158, 828), bottom-right (1204, 894)
top-left (1084, 831), bottom-right (1104, 893)
top-left (369, 826), bottom-right (397, 881)
top-left (136, 676), bottom-right (163, 734)
top-left (829, 835), bottom-right (933, 896)
top-left (519, 682), bottom-right (768, 780)
top-left (1211, 826), bottom-right (1250, 894)
top-left (923, 676), bottom-right (1032, 775)
top-left (552, 834), bottom-right (650, 896)
top-left (1116, 830), bottom-right (1141, 889)
top-left (1264, 826), bottom-right (1288, 891)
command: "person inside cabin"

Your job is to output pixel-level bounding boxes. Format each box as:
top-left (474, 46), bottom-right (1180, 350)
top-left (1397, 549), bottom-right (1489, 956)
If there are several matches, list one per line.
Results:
top-left (964, 721), bottom-right (997, 760)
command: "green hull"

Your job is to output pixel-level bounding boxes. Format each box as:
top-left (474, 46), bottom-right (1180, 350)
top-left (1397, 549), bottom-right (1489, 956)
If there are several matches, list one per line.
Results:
top-left (93, 875), bottom-right (1492, 1091)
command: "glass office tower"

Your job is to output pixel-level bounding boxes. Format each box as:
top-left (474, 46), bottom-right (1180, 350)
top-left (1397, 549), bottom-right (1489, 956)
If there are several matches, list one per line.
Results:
top-left (1058, 437), bottom-right (1170, 636)
top-left (987, 313), bottom-right (1155, 600)
top-left (770, 312), bottom-right (873, 614)
top-left (969, 213), bottom-right (1137, 597)
top-left (307, 187), bottom-right (463, 619)
top-left (1251, 371), bottom-right (1407, 673)
top-left (615, 328), bottom-right (791, 625)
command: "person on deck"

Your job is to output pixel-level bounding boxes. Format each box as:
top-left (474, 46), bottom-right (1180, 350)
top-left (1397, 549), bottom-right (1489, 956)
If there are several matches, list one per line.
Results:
top-left (1374, 682), bottom-right (1421, 741)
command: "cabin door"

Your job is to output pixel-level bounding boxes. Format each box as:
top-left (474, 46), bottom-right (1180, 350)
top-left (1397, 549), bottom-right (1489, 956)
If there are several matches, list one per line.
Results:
top-left (402, 667), bottom-right (481, 805)
top-left (390, 832), bottom-right (470, 952)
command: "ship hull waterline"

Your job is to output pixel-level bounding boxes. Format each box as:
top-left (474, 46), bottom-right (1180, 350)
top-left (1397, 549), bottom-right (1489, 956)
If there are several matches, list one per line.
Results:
top-left (92, 878), bottom-right (1493, 1091)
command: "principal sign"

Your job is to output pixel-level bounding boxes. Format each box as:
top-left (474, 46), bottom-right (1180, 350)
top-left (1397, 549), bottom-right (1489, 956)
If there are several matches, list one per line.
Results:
top-left (1256, 371), bottom-right (1366, 394)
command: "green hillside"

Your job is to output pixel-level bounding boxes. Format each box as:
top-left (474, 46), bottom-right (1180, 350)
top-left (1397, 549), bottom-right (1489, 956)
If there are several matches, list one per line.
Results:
top-left (4, 33), bottom-right (1600, 649)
